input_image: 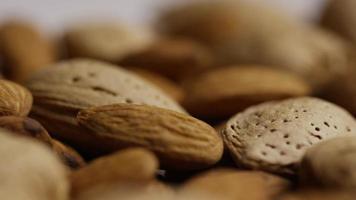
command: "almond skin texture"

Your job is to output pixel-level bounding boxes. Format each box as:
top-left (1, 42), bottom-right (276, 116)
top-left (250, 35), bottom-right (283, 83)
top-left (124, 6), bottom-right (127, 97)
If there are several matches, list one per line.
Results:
top-left (0, 79), bottom-right (33, 117)
top-left (77, 104), bottom-right (223, 170)
top-left (300, 136), bottom-right (356, 189)
top-left (120, 38), bottom-right (214, 81)
top-left (180, 168), bottom-right (289, 200)
top-left (26, 59), bottom-right (185, 156)
top-left (71, 148), bottom-right (158, 196)
top-left (65, 23), bottom-right (154, 62)
top-left (129, 68), bottom-right (185, 103)
top-left (222, 97), bottom-right (356, 175)
top-left (183, 66), bottom-right (311, 119)
top-left (0, 21), bottom-right (56, 82)
top-left (0, 129), bottom-right (69, 200)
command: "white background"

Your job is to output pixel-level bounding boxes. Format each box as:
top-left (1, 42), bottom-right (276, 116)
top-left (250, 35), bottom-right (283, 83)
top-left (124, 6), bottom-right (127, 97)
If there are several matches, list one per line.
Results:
top-left (0, 0), bottom-right (327, 34)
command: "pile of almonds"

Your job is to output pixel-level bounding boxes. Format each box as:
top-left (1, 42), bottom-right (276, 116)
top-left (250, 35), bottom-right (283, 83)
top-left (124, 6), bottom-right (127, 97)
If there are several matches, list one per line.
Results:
top-left (0, 0), bottom-right (356, 199)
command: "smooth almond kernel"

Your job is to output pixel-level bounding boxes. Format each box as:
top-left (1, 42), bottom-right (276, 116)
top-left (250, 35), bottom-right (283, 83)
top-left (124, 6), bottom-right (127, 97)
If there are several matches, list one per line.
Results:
top-left (70, 148), bottom-right (158, 196)
top-left (77, 104), bottom-right (223, 170)
top-left (0, 79), bottom-right (33, 117)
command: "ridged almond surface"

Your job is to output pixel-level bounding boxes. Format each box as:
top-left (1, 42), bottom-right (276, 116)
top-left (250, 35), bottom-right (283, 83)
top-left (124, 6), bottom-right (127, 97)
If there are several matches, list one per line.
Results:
top-left (300, 136), bottom-right (356, 189)
top-left (180, 168), bottom-right (289, 200)
top-left (0, 79), bottom-right (33, 117)
top-left (71, 148), bottom-right (158, 196)
top-left (26, 59), bottom-right (185, 155)
top-left (77, 104), bottom-right (223, 170)
top-left (0, 21), bottom-right (56, 82)
top-left (222, 97), bottom-right (356, 175)
top-left (183, 67), bottom-right (310, 119)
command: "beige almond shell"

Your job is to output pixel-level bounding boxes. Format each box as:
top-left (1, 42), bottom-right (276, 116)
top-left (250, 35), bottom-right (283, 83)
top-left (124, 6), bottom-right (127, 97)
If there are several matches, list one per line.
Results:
top-left (129, 68), bottom-right (185, 103)
top-left (222, 97), bottom-right (356, 175)
top-left (158, 1), bottom-right (350, 91)
top-left (180, 168), bottom-right (289, 200)
top-left (300, 136), bottom-right (356, 189)
top-left (0, 21), bottom-right (56, 82)
top-left (120, 38), bottom-right (214, 81)
top-left (183, 66), bottom-right (311, 119)
top-left (0, 129), bottom-right (69, 200)
top-left (321, 0), bottom-right (356, 45)
top-left (71, 148), bottom-right (158, 196)
top-left (77, 103), bottom-right (223, 170)
top-left (65, 23), bottom-right (154, 62)
top-left (0, 79), bottom-right (33, 117)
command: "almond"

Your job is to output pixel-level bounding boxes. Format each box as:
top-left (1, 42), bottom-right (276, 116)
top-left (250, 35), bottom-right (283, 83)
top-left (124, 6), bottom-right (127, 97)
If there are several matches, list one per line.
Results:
top-left (0, 21), bottom-right (56, 82)
top-left (300, 136), bottom-right (356, 189)
top-left (26, 59), bottom-right (185, 155)
top-left (65, 23), bottom-right (154, 62)
top-left (129, 68), bottom-right (185, 103)
top-left (321, 0), bottom-right (356, 45)
top-left (222, 97), bottom-right (356, 175)
top-left (0, 116), bottom-right (85, 168)
top-left (179, 168), bottom-right (289, 200)
top-left (159, 1), bottom-right (350, 91)
top-left (71, 148), bottom-right (158, 196)
top-left (183, 66), bottom-right (310, 119)
top-left (120, 38), bottom-right (214, 81)
top-left (0, 79), bottom-right (33, 117)
top-left (77, 103), bottom-right (223, 170)
top-left (0, 129), bottom-right (69, 200)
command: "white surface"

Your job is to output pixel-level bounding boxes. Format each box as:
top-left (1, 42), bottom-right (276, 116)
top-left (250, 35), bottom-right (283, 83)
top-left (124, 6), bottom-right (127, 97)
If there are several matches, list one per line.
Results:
top-left (0, 0), bottom-right (327, 34)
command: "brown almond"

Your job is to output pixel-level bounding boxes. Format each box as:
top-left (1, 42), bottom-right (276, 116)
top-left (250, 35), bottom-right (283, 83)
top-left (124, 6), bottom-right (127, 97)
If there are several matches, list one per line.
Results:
top-left (0, 79), bottom-right (33, 117)
top-left (70, 148), bottom-right (158, 196)
top-left (77, 103), bottom-right (223, 170)
top-left (222, 97), bottom-right (356, 175)
top-left (0, 21), bottom-right (56, 82)
top-left (180, 168), bottom-right (289, 200)
top-left (278, 190), bottom-right (356, 200)
top-left (300, 136), bottom-right (356, 189)
top-left (129, 68), bottom-right (185, 103)
top-left (120, 38), bottom-right (214, 81)
top-left (183, 66), bottom-right (311, 119)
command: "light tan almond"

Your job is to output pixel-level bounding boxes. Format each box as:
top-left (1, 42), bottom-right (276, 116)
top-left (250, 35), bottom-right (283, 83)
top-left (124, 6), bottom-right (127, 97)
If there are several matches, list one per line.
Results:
top-left (180, 168), bottom-right (289, 200)
top-left (71, 148), bottom-right (158, 196)
top-left (77, 103), bottom-right (223, 170)
top-left (120, 38), bottom-right (214, 81)
top-left (222, 97), bottom-right (356, 175)
top-left (158, 1), bottom-right (351, 91)
top-left (300, 136), bottom-right (356, 189)
top-left (0, 21), bottom-right (56, 82)
top-left (129, 68), bottom-right (185, 103)
top-left (0, 129), bottom-right (69, 200)
top-left (0, 79), bottom-right (33, 117)
top-left (65, 22), bottom-right (154, 62)
top-left (26, 59), bottom-right (185, 155)
top-left (183, 66), bottom-right (311, 119)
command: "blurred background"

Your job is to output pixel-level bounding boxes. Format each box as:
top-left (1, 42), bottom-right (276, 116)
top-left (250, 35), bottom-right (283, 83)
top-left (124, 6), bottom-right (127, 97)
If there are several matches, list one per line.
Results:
top-left (0, 0), bottom-right (326, 33)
